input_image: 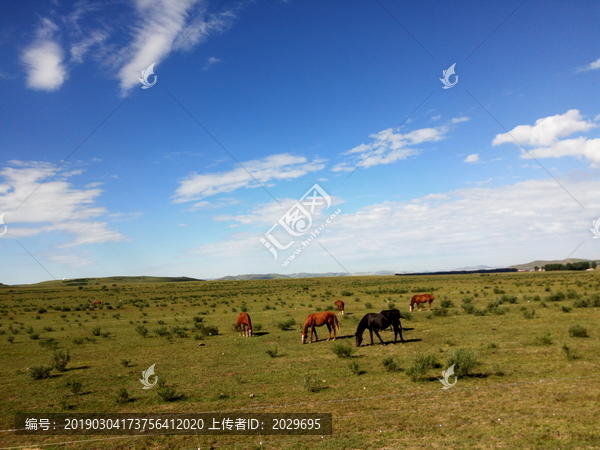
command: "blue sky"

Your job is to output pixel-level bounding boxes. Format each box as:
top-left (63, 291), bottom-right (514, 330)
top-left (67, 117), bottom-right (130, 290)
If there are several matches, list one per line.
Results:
top-left (1, 0), bottom-right (600, 284)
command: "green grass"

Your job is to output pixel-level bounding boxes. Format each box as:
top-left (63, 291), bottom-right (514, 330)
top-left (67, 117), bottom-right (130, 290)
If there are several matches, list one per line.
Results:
top-left (1, 272), bottom-right (600, 449)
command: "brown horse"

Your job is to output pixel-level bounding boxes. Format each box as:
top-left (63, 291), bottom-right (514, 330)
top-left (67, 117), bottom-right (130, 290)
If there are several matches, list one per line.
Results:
top-left (409, 294), bottom-right (434, 311)
top-left (236, 312), bottom-right (252, 337)
top-left (93, 301), bottom-right (102, 305)
top-left (334, 300), bottom-right (345, 315)
top-left (301, 311), bottom-right (340, 344)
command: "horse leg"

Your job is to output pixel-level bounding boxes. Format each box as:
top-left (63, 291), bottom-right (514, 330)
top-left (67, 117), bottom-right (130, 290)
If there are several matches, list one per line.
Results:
top-left (325, 323), bottom-right (332, 341)
top-left (373, 329), bottom-right (385, 345)
top-left (312, 325), bottom-right (318, 343)
top-left (369, 329), bottom-right (375, 345)
top-left (428, 301), bottom-right (432, 311)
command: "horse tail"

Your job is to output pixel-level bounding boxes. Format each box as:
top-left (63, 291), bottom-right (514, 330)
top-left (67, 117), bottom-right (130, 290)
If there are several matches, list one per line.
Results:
top-left (333, 314), bottom-right (340, 331)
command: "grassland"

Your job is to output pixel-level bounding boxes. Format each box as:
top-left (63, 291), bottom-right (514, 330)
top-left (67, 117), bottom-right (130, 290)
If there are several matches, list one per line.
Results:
top-left (1, 271), bottom-right (599, 449)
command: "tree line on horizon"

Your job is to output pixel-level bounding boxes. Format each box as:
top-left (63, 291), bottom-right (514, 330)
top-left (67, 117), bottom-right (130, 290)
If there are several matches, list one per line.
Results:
top-left (541, 261), bottom-right (597, 271)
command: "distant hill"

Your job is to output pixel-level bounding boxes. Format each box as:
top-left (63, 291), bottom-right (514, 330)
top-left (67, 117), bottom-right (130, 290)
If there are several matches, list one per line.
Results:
top-left (509, 258), bottom-right (598, 271)
top-left (19, 276), bottom-right (203, 288)
top-left (215, 272), bottom-right (353, 280)
top-left (452, 265), bottom-right (497, 271)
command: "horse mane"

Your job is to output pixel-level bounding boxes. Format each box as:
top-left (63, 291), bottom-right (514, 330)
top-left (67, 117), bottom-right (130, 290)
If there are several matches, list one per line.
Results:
top-left (355, 314), bottom-right (369, 336)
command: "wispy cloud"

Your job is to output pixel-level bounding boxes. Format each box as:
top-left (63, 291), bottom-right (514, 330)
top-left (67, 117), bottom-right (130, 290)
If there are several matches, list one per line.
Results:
top-left (173, 154), bottom-right (327, 203)
top-left (464, 153), bottom-right (479, 163)
top-left (20, 19), bottom-right (66, 91)
top-left (203, 56), bottom-right (221, 71)
top-left (333, 119), bottom-right (468, 172)
top-left (576, 57), bottom-right (600, 72)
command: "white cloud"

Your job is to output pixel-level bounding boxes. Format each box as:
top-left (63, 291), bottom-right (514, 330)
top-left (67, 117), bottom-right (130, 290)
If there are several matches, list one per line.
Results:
top-left (173, 154), bottom-right (326, 203)
top-left (493, 110), bottom-right (600, 167)
top-left (492, 110), bottom-right (596, 147)
top-left (431, 115), bottom-right (441, 121)
top-left (451, 116), bottom-right (470, 124)
top-left (70, 30), bottom-right (107, 63)
top-left (203, 56), bottom-right (221, 71)
top-left (576, 57), bottom-right (600, 72)
top-left (189, 177), bottom-right (599, 276)
top-left (464, 153), bottom-right (479, 163)
top-left (20, 19), bottom-right (66, 91)
top-left (116, 0), bottom-right (235, 94)
top-left (0, 161), bottom-right (127, 246)
top-left (334, 122), bottom-right (460, 171)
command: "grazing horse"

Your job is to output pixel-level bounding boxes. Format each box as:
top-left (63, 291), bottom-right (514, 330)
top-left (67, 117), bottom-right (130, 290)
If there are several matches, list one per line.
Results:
top-left (379, 309), bottom-right (404, 343)
top-left (93, 301), bottom-right (102, 305)
top-left (409, 294), bottom-right (434, 311)
top-left (355, 312), bottom-right (405, 347)
top-left (303, 287), bottom-right (309, 292)
top-left (301, 311), bottom-right (340, 344)
top-left (334, 300), bottom-right (345, 315)
top-left (236, 312), bottom-right (252, 337)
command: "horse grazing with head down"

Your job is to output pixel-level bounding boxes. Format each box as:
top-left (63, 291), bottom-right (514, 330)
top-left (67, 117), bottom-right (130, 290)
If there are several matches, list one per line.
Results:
top-left (355, 311), bottom-right (405, 347)
top-left (409, 294), bottom-right (434, 311)
top-left (301, 311), bottom-right (340, 344)
top-left (236, 312), bottom-right (252, 337)
top-left (93, 301), bottom-right (102, 305)
top-left (334, 300), bottom-right (345, 315)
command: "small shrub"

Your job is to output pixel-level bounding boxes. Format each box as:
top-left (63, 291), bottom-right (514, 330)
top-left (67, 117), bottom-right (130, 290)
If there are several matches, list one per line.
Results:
top-left (121, 359), bottom-right (130, 367)
top-left (29, 365), bottom-right (52, 380)
top-left (440, 299), bottom-right (454, 308)
top-left (51, 350), bottom-right (70, 372)
top-left (154, 326), bottom-right (170, 337)
top-left (387, 302), bottom-right (396, 309)
top-left (365, 302), bottom-right (373, 309)
top-left (91, 327), bottom-right (101, 336)
top-left (568, 325), bottom-right (588, 338)
top-left (29, 333), bottom-right (40, 340)
top-left (446, 348), bottom-right (479, 377)
top-left (100, 331), bottom-right (110, 338)
top-left (432, 307), bottom-right (448, 317)
top-left (157, 379), bottom-right (180, 401)
top-left (349, 360), bottom-right (361, 375)
top-left (66, 380), bottom-right (83, 395)
top-left (487, 342), bottom-right (498, 349)
top-left (135, 325), bottom-right (148, 338)
top-left (39, 338), bottom-right (59, 349)
top-left (341, 291), bottom-right (353, 297)
top-left (382, 357), bottom-right (401, 372)
top-left (547, 291), bottom-right (566, 302)
top-left (332, 342), bottom-right (355, 359)
top-left (561, 306), bottom-right (572, 313)
top-left (562, 343), bottom-right (580, 360)
top-left (522, 309), bottom-right (536, 319)
top-left (534, 333), bottom-right (553, 346)
top-left (73, 337), bottom-right (85, 345)
top-left (193, 316), bottom-right (204, 323)
top-left (400, 311), bottom-right (413, 321)
top-left (115, 387), bottom-right (130, 403)
top-left (490, 363), bottom-right (505, 376)
top-left (407, 354), bottom-right (439, 382)
top-left (303, 375), bottom-right (324, 393)
top-left (275, 319), bottom-right (296, 331)
top-left (253, 324), bottom-right (263, 332)
top-left (157, 320), bottom-right (165, 325)
top-left (265, 348), bottom-right (278, 358)
top-left (43, 326), bottom-right (54, 332)
top-left (572, 299), bottom-right (589, 308)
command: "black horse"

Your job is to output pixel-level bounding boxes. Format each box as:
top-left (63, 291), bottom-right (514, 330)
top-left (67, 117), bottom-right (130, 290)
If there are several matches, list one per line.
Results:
top-left (355, 310), bottom-right (404, 346)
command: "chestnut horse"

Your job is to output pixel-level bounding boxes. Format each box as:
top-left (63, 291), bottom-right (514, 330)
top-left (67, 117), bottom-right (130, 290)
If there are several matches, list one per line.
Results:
top-left (301, 311), bottom-right (340, 344)
top-left (409, 294), bottom-right (434, 311)
top-left (334, 300), bottom-right (345, 315)
top-left (236, 312), bottom-right (252, 337)
top-left (93, 301), bottom-right (102, 305)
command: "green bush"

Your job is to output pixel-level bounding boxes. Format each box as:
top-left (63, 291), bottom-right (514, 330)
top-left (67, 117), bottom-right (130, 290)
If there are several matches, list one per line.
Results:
top-left (562, 343), bottom-right (579, 360)
top-left (121, 359), bottom-right (130, 367)
top-left (440, 299), bottom-right (454, 308)
top-left (547, 291), bottom-right (566, 302)
top-left (562, 306), bottom-right (572, 313)
top-left (341, 291), bottom-right (353, 297)
top-left (568, 325), bottom-right (588, 338)
top-left (39, 337), bottom-right (59, 349)
top-left (382, 356), bottom-right (401, 372)
top-left (365, 302), bottom-right (373, 309)
top-left (446, 348), bottom-right (479, 377)
top-left (534, 333), bottom-right (552, 346)
top-left (432, 307), bottom-right (448, 317)
top-left (522, 309), bottom-right (536, 319)
top-left (115, 387), bottom-right (130, 403)
top-left (303, 375), bottom-right (324, 393)
top-left (157, 379), bottom-right (180, 402)
top-left (91, 326), bottom-right (101, 336)
top-left (29, 365), bottom-right (52, 380)
top-left (135, 325), bottom-right (148, 338)
top-left (51, 350), bottom-right (70, 372)
top-left (154, 326), bottom-right (170, 337)
top-left (275, 319), bottom-right (296, 331)
top-left (66, 380), bottom-right (83, 395)
top-left (349, 360), bottom-right (361, 375)
top-left (407, 354), bottom-right (439, 382)
top-left (332, 342), bottom-right (355, 359)
top-left (265, 348), bottom-right (278, 358)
